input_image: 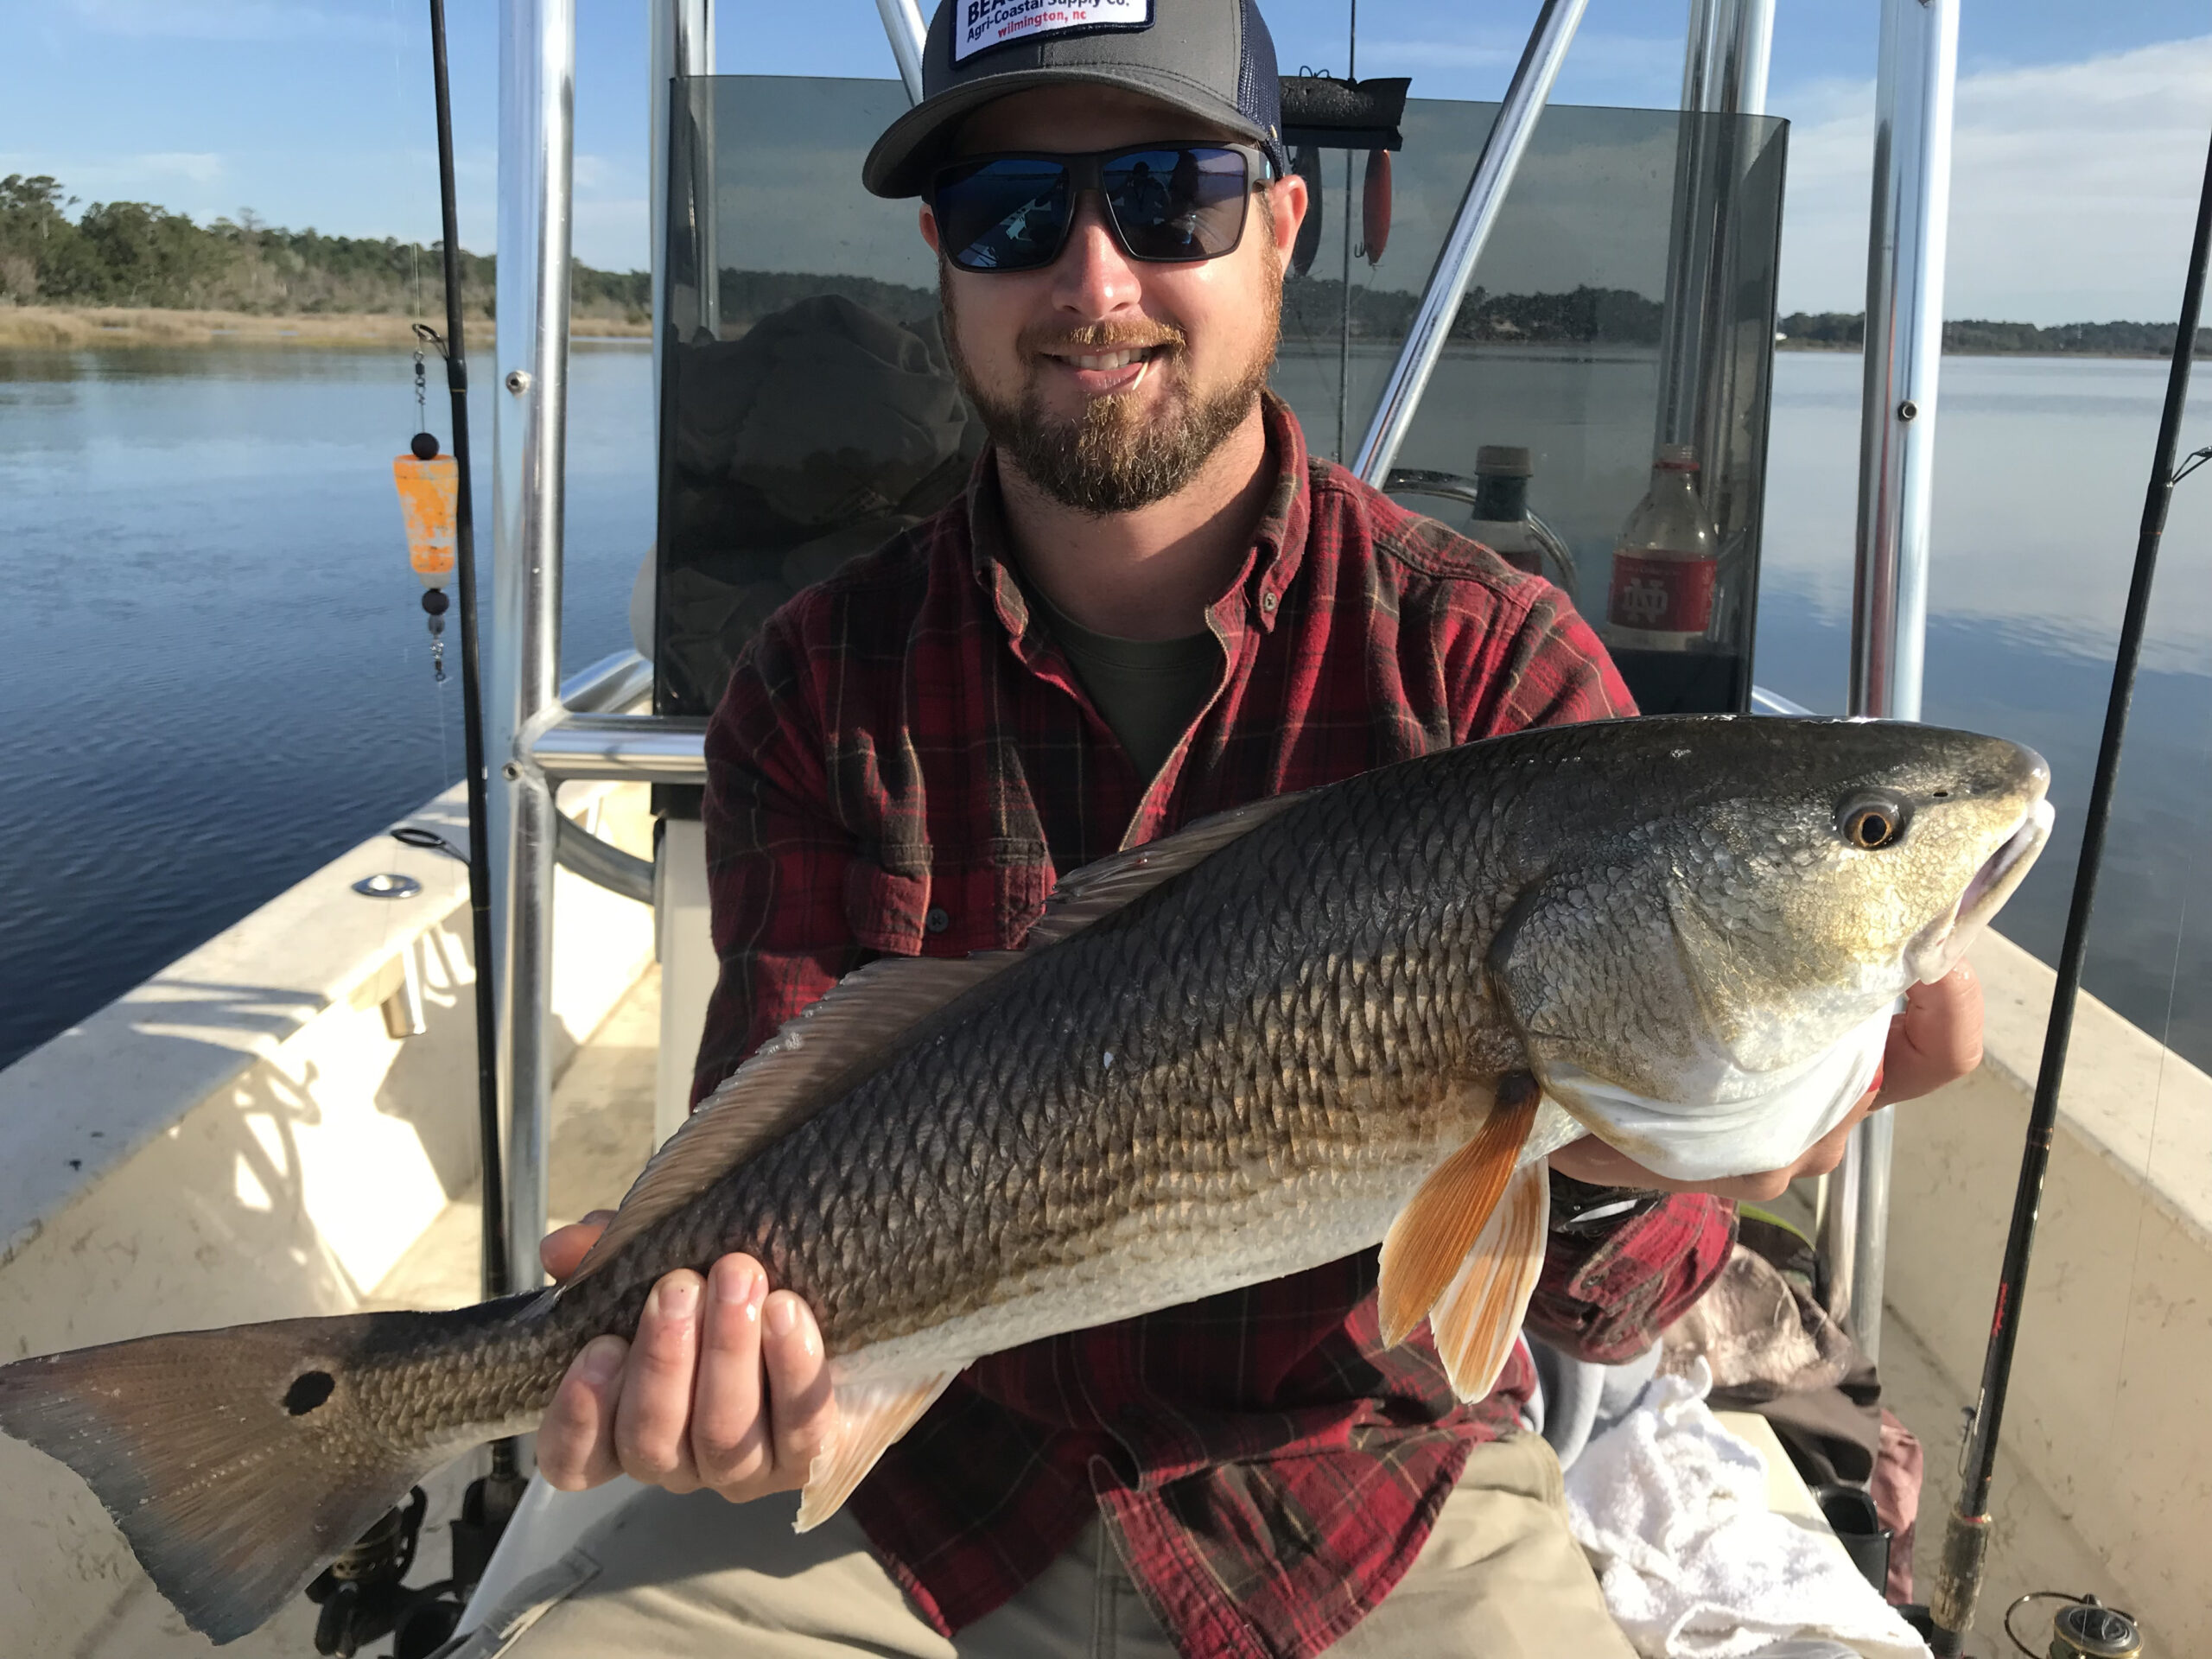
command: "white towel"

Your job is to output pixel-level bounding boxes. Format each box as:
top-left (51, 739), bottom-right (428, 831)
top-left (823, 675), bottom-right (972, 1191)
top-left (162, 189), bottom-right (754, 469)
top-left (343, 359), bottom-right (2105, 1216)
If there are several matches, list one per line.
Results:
top-left (1562, 1361), bottom-right (1930, 1659)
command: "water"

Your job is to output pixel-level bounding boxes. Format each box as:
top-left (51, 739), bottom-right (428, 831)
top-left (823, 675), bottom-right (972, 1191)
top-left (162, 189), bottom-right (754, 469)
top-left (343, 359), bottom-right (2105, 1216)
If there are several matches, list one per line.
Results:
top-left (0, 344), bottom-right (652, 1071)
top-left (1, 348), bottom-right (2209, 1080)
top-left (1758, 352), bottom-right (2212, 1076)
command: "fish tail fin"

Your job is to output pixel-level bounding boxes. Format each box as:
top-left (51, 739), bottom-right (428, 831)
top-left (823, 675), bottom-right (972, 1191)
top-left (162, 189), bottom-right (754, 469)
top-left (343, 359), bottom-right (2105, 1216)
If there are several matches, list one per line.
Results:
top-left (0, 1298), bottom-right (537, 1645)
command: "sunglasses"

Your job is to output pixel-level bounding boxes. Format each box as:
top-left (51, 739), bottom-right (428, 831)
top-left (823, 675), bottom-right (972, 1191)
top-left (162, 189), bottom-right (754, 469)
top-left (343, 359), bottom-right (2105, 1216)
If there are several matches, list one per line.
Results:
top-left (930, 143), bottom-right (1274, 274)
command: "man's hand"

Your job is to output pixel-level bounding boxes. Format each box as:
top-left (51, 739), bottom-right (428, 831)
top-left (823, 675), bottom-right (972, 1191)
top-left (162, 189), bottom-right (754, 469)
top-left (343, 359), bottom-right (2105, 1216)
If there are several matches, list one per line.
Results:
top-left (1548, 963), bottom-right (1984, 1203)
top-left (535, 1214), bottom-right (841, 1499)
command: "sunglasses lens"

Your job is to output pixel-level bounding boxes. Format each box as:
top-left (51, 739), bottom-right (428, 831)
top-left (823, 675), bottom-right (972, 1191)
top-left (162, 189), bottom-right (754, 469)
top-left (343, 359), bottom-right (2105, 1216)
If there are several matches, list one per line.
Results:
top-left (932, 157), bottom-right (1071, 271)
top-left (1103, 148), bottom-right (1249, 260)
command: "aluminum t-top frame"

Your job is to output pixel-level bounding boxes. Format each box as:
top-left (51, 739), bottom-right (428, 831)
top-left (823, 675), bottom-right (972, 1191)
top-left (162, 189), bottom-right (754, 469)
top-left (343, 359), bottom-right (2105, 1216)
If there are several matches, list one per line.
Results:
top-left (485, 0), bottom-right (1953, 1376)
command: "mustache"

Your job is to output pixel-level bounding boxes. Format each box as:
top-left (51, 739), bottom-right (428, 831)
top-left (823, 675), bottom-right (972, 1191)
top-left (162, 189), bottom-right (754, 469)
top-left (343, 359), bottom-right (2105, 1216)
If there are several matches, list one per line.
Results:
top-left (1019, 320), bottom-right (1187, 359)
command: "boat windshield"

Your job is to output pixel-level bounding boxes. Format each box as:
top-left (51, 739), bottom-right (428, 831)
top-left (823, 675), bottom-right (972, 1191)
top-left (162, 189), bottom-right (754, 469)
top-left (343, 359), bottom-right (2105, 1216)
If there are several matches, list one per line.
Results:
top-left (653, 77), bottom-right (1786, 720)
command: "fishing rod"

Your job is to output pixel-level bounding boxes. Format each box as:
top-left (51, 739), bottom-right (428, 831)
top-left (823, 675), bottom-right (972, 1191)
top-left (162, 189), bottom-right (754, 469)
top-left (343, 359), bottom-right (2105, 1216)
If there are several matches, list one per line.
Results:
top-left (424, 0), bottom-right (530, 1542)
top-left (305, 12), bottom-right (516, 1652)
top-left (1928, 118), bottom-right (2212, 1657)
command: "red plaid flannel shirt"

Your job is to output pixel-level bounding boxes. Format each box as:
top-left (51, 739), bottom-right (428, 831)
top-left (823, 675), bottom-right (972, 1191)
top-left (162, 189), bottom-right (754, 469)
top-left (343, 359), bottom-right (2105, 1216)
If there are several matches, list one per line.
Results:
top-left (693, 397), bottom-right (1735, 1658)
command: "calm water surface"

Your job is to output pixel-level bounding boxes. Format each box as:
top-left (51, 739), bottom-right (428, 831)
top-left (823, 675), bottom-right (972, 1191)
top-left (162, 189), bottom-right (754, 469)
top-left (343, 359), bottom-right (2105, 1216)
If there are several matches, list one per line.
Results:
top-left (0, 347), bottom-right (2208, 1078)
top-left (0, 344), bottom-right (650, 1070)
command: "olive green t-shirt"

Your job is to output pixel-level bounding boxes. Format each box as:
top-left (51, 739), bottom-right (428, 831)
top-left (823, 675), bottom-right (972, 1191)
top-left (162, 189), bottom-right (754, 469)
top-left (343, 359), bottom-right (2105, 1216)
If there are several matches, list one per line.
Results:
top-left (1027, 582), bottom-right (1222, 783)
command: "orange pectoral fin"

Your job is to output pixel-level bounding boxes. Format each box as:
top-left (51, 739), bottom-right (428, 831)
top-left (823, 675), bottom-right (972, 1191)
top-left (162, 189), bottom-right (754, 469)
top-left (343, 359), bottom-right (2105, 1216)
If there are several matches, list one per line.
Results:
top-left (1427, 1157), bottom-right (1549, 1400)
top-left (1376, 1073), bottom-right (1540, 1348)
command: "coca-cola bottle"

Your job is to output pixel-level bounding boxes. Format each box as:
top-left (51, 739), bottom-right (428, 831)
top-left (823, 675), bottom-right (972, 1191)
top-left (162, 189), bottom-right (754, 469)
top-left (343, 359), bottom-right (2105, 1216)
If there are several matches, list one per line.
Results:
top-left (1605, 444), bottom-right (1720, 652)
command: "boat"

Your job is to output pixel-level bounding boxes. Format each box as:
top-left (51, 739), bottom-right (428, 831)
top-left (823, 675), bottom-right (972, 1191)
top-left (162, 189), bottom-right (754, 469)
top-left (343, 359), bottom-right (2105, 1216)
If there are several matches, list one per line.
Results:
top-left (0, 0), bottom-right (2199, 1654)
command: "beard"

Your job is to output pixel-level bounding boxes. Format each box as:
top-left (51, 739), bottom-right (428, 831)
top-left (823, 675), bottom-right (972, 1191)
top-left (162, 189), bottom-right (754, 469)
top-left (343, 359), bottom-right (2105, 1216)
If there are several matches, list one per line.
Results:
top-left (939, 265), bottom-right (1281, 516)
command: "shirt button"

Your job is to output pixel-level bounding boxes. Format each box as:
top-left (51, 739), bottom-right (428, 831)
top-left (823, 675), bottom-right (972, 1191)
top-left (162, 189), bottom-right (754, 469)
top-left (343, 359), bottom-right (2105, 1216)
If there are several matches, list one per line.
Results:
top-left (1259, 590), bottom-right (1278, 613)
top-left (925, 906), bottom-right (951, 935)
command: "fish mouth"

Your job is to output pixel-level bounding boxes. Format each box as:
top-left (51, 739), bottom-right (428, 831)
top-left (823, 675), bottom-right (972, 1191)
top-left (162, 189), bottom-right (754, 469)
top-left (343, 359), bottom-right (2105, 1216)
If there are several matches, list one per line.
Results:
top-left (1908, 796), bottom-right (2056, 984)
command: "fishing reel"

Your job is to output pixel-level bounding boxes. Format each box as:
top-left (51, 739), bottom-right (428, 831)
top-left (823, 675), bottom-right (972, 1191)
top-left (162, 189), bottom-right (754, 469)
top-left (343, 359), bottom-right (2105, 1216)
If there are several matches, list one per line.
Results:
top-left (304, 1462), bottom-right (526, 1658)
top-left (306, 1487), bottom-right (452, 1657)
top-left (2005, 1592), bottom-right (2143, 1659)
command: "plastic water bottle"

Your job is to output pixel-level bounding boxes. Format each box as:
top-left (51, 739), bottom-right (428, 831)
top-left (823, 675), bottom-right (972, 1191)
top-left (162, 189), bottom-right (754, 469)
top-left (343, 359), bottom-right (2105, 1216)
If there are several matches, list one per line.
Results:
top-left (1605, 444), bottom-right (1720, 652)
top-left (1465, 445), bottom-right (1575, 594)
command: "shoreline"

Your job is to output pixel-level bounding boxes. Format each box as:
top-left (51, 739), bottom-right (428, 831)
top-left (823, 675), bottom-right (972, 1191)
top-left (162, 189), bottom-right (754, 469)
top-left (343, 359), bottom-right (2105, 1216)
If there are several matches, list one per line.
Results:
top-left (0, 306), bottom-right (2181, 360)
top-left (0, 306), bottom-right (651, 350)
top-left (1775, 339), bottom-right (2176, 359)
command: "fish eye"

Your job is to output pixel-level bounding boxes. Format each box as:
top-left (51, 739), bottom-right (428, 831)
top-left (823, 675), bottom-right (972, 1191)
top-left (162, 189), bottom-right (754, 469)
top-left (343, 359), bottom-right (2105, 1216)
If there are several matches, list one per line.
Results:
top-left (1839, 793), bottom-right (1909, 850)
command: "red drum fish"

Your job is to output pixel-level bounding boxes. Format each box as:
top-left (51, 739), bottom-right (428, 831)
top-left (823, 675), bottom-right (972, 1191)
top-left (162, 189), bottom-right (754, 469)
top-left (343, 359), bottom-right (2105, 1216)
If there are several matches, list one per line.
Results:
top-left (0, 715), bottom-right (2051, 1643)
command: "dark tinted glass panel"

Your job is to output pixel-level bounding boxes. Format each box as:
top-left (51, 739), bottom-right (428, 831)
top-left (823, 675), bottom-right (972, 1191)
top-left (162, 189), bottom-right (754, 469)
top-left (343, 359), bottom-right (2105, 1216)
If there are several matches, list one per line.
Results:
top-left (658, 77), bottom-right (1785, 721)
top-left (1278, 102), bottom-right (1787, 714)
top-left (656, 78), bottom-right (981, 722)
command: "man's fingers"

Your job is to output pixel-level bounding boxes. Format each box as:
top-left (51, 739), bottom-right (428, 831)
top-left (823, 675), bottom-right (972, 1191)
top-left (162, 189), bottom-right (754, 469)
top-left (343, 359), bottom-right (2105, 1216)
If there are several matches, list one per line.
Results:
top-left (1885, 963), bottom-right (1984, 1103)
top-left (692, 1255), bottom-right (773, 1492)
top-left (540, 1208), bottom-right (617, 1281)
top-left (762, 1291), bottom-right (839, 1482)
top-left (613, 1270), bottom-right (706, 1491)
top-left (537, 1336), bottom-right (628, 1491)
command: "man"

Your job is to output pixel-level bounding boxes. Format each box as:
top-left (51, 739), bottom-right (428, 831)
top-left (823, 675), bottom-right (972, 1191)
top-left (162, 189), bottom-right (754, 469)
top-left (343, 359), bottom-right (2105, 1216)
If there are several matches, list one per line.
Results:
top-left (498, 0), bottom-right (1983, 1652)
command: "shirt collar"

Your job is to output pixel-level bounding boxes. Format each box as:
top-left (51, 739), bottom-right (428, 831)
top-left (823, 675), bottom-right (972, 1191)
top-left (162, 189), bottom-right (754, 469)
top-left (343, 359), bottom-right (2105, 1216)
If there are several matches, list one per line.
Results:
top-left (963, 391), bottom-right (1313, 650)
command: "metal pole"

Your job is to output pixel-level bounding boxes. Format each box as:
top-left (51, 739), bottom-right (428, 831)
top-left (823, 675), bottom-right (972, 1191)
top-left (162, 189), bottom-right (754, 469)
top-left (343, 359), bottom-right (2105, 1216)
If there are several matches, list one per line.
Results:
top-left (651, 0), bottom-right (713, 454)
top-left (875, 0), bottom-right (928, 103)
top-left (1656, 0), bottom-right (1772, 451)
top-left (492, 0), bottom-right (575, 1309)
top-left (1351, 0), bottom-right (1587, 486)
top-left (1929, 120), bottom-right (2212, 1659)
top-left (1334, 0), bottom-right (1357, 465)
top-left (1821, 0), bottom-right (1957, 1364)
top-left (1681, 0), bottom-right (1770, 118)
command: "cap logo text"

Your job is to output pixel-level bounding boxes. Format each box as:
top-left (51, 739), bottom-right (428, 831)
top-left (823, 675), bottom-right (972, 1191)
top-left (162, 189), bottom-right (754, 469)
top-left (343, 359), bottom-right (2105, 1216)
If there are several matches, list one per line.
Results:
top-left (952, 0), bottom-right (1153, 65)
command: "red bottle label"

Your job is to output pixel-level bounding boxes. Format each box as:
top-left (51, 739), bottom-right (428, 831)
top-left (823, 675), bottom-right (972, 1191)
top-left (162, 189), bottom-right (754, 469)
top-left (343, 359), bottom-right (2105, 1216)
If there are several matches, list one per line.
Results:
top-left (1608, 554), bottom-right (1718, 634)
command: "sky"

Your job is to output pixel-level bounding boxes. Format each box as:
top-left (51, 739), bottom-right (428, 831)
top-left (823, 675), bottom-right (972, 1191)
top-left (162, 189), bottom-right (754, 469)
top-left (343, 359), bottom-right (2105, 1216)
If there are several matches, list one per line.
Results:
top-left (3, 0), bottom-right (2209, 324)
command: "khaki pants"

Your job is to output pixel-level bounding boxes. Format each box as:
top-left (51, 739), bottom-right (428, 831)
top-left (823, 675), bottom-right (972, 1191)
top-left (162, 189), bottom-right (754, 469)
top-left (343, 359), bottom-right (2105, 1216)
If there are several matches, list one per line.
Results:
top-left (452, 1432), bottom-right (1633, 1658)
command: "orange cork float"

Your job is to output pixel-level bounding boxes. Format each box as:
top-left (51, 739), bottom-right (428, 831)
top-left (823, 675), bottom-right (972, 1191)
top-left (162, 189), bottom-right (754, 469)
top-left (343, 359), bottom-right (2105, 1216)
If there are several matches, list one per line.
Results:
top-left (392, 433), bottom-right (458, 591)
top-left (393, 429), bottom-right (455, 679)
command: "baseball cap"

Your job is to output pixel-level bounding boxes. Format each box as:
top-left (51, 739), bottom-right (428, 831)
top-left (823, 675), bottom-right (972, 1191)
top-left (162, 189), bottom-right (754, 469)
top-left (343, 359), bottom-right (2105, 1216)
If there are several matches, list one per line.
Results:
top-left (862, 0), bottom-right (1288, 199)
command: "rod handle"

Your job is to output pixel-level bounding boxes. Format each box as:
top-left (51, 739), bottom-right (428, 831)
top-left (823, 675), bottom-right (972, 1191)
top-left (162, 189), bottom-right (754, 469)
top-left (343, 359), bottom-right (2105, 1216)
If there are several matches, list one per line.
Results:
top-left (1928, 1505), bottom-right (1992, 1656)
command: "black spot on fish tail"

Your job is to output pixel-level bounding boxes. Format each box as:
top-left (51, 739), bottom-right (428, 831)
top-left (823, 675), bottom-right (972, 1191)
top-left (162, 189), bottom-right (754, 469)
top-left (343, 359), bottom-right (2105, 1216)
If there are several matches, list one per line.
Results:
top-left (283, 1371), bottom-right (335, 1415)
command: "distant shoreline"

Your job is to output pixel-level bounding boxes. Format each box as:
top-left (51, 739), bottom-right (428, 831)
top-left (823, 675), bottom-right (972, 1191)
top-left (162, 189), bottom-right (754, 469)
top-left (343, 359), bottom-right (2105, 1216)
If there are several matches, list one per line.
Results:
top-left (0, 307), bottom-right (650, 350)
top-left (0, 305), bottom-right (2180, 362)
top-left (1775, 338), bottom-right (2171, 360)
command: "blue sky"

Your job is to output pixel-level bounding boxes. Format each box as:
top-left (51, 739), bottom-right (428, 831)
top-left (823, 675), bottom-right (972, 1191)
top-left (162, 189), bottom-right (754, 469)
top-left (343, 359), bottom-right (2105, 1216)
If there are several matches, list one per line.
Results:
top-left (4, 0), bottom-right (2209, 322)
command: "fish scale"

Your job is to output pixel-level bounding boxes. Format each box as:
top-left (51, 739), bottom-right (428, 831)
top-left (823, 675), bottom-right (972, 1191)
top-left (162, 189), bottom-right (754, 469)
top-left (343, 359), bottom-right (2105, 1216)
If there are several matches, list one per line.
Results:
top-left (0, 715), bottom-right (2052, 1643)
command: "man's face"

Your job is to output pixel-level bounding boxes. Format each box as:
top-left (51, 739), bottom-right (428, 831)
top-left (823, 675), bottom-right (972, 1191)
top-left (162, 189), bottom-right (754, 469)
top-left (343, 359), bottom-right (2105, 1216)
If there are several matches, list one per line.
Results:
top-left (920, 86), bottom-right (1307, 513)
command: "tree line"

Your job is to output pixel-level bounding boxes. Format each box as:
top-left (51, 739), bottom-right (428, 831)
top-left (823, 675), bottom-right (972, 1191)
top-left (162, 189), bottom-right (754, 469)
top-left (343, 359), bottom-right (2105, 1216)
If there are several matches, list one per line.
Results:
top-left (1281, 279), bottom-right (1667, 346)
top-left (1782, 309), bottom-right (2212, 358)
top-left (10, 172), bottom-right (2199, 358)
top-left (0, 175), bottom-right (649, 318)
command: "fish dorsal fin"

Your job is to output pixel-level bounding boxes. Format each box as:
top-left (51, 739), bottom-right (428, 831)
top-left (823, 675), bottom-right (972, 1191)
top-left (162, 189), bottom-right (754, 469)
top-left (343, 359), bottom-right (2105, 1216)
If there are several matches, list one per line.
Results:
top-left (565, 791), bottom-right (1311, 1291)
top-left (565, 951), bottom-right (1020, 1287)
top-left (1376, 1072), bottom-right (1540, 1346)
top-left (796, 1369), bottom-right (958, 1531)
top-left (1023, 788), bottom-right (1313, 949)
top-left (1427, 1157), bottom-right (1548, 1400)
